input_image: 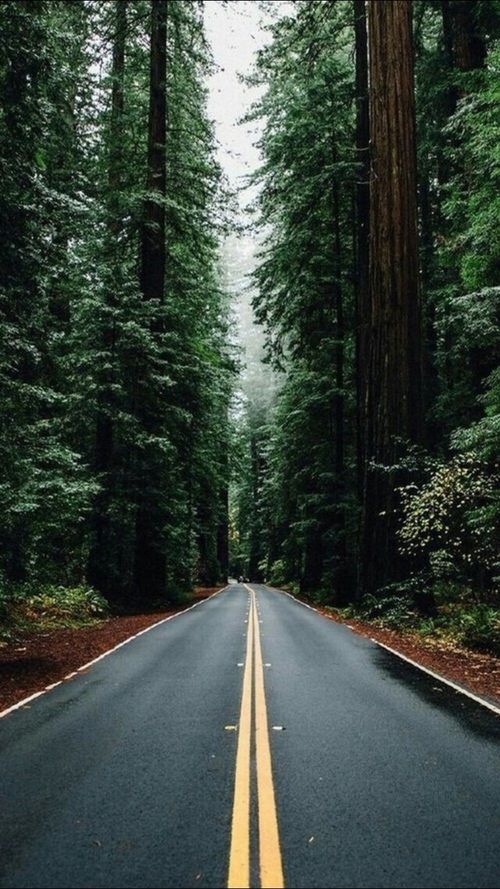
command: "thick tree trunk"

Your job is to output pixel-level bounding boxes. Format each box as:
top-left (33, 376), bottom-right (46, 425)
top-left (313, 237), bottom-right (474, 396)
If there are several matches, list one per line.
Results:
top-left (88, 0), bottom-right (127, 599)
top-left (441, 0), bottom-right (486, 115)
top-left (353, 0), bottom-right (370, 500)
top-left (361, 1), bottom-right (423, 596)
top-left (216, 500), bottom-right (229, 582)
top-left (133, 0), bottom-right (167, 601)
top-left (448, 0), bottom-right (486, 71)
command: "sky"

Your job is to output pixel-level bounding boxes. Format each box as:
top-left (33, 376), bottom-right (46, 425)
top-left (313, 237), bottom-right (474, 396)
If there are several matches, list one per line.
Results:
top-left (203, 1), bottom-right (274, 388)
top-left (204, 0), bottom-right (269, 206)
top-left (203, 1), bottom-right (292, 398)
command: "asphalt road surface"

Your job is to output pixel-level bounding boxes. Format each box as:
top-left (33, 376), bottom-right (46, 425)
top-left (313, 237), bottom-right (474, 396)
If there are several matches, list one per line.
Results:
top-left (1, 583), bottom-right (499, 889)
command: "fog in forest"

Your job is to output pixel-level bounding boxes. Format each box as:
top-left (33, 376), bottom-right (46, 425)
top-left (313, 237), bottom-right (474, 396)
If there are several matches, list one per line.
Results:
top-left (204, 0), bottom-right (284, 405)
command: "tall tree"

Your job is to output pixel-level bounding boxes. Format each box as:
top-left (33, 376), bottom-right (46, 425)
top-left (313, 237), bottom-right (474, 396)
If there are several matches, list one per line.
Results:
top-left (133, 0), bottom-right (168, 600)
top-left (443, 0), bottom-right (486, 76)
top-left (88, 0), bottom-right (128, 599)
top-left (354, 0), bottom-right (370, 499)
top-left (361, 0), bottom-right (423, 595)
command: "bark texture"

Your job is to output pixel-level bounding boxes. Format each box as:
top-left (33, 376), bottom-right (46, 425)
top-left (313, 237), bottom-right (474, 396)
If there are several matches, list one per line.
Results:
top-left (361, 0), bottom-right (423, 595)
top-left (354, 0), bottom-right (370, 499)
top-left (447, 0), bottom-right (486, 71)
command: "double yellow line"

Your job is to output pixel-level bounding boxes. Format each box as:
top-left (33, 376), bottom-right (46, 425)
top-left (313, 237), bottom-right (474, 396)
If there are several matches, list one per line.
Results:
top-left (227, 585), bottom-right (284, 889)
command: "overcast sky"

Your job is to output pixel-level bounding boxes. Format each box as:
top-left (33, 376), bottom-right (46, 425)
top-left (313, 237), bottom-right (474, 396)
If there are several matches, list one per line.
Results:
top-left (204, 1), bottom-right (293, 208)
top-left (203, 1), bottom-right (289, 388)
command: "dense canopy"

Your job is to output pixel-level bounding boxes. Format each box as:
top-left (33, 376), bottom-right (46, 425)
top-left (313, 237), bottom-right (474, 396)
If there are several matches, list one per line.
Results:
top-left (0, 0), bottom-right (498, 653)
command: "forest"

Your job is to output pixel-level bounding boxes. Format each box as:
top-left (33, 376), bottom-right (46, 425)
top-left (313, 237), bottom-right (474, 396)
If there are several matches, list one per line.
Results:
top-left (0, 0), bottom-right (499, 655)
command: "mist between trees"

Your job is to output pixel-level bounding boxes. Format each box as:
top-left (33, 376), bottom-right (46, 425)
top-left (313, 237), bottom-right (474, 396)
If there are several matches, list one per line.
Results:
top-left (0, 1), bottom-right (498, 647)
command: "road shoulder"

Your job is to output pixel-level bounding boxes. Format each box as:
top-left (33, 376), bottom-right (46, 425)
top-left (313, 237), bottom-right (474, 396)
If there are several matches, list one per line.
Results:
top-left (0, 586), bottom-right (226, 713)
top-left (269, 585), bottom-right (500, 711)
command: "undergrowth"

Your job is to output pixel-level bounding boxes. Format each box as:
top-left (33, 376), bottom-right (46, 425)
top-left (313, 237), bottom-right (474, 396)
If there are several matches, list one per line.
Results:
top-left (0, 584), bottom-right (109, 643)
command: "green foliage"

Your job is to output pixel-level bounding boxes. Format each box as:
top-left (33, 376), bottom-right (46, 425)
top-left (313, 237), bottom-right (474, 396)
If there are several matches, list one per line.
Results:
top-left (0, 1), bottom-right (234, 610)
top-left (454, 605), bottom-right (500, 655)
top-left (353, 594), bottom-right (421, 630)
top-left (399, 454), bottom-right (499, 590)
top-left (0, 583), bottom-right (109, 642)
top-left (232, 1), bottom-right (357, 597)
top-left (267, 560), bottom-right (286, 587)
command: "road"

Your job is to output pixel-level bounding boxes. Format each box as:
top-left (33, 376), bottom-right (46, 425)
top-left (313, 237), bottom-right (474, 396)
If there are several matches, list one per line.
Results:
top-left (1, 583), bottom-right (499, 889)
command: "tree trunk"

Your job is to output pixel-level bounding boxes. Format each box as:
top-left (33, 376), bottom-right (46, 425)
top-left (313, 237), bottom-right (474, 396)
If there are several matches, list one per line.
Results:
top-left (216, 439), bottom-right (229, 583)
top-left (441, 1), bottom-right (486, 115)
top-left (88, 0), bottom-right (127, 599)
top-left (133, 0), bottom-right (167, 601)
top-left (361, 1), bottom-right (423, 596)
top-left (448, 0), bottom-right (486, 72)
top-left (248, 431), bottom-right (264, 582)
top-left (354, 0), bottom-right (370, 500)
top-left (301, 525), bottom-right (323, 594)
top-left (332, 180), bottom-right (348, 599)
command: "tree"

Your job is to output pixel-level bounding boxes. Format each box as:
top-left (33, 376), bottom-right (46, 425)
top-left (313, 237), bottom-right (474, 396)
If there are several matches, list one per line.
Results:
top-left (87, 0), bottom-right (129, 599)
top-left (354, 0), bottom-right (370, 497)
top-left (133, 0), bottom-right (168, 600)
top-left (360, 0), bottom-right (423, 595)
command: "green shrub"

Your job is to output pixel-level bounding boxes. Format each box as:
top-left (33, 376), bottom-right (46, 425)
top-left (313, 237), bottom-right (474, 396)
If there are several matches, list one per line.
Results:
top-left (356, 593), bottom-right (420, 629)
top-left (456, 605), bottom-right (500, 655)
top-left (268, 560), bottom-right (286, 586)
top-left (0, 584), bottom-right (109, 641)
top-left (399, 454), bottom-right (499, 591)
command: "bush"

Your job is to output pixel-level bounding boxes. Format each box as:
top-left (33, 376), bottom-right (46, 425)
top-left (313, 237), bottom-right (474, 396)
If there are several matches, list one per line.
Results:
top-left (399, 454), bottom-right (499, 591)
top-left (456, 605), bottom-right (500, 655)
top-left (0, 584), bottom-right (109, 640)
top-left (355, 593), bottom-right (420, 629)
top-left (267, 560), bottom-right (286, 586)
top-left (26, 586), bottom-right (109, 620)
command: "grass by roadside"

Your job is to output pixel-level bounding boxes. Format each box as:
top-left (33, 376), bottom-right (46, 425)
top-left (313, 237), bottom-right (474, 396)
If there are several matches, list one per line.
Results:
top-left (275, 583), bottom-right (500, 658)
top-left (339, 596), bottom-right (500, 658)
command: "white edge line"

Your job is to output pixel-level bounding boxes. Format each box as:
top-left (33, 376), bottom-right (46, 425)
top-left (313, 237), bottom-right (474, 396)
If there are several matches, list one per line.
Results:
top-left (281, 588), bottom-right (319, 613)
top-left (0, 585), bottom-right (230, 720)
top-left (268, 585), bottom-right (500, 718)
top-left (373, 639), bottom-right (500, 717)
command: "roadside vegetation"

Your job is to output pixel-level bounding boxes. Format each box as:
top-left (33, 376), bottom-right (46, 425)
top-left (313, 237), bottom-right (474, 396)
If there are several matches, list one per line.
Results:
top-left (230, 0), bottom-right (500, 655)
top-left (0, 1), bottom-right (498, 663)
top-left (0, 585), bottom-right (109, 644)
top-left (0, 0), bottom-right (233, 636)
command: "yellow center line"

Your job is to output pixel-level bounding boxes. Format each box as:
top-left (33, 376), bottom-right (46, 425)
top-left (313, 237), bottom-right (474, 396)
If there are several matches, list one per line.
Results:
top-left (228, 585), bottom-right (285, 889)
top-left (250, 586), bottom-right (285, 889)
top-left (228, 590), bottom-right (254, 889)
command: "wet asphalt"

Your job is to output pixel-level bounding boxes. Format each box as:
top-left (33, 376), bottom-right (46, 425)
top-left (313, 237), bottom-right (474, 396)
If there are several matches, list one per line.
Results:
top-left (1, 583), bottom-right (499, 889)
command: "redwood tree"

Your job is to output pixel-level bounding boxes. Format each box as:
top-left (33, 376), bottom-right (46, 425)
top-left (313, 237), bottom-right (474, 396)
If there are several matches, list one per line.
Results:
top-left (133, 0), bottom-right (167, 599)
top-left (361, 0), bottom-right (423, 595)
top-left (354, 0), bottom-right (370, 500)
top-left (88, 0), bottom-right (128, 599)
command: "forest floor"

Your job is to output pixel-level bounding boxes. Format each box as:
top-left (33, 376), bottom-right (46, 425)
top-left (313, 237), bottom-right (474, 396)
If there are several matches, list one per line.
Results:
top-left (0, 586), bottom-right (225, 712)
top-left (285, 591), bottom-right (500, 707)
